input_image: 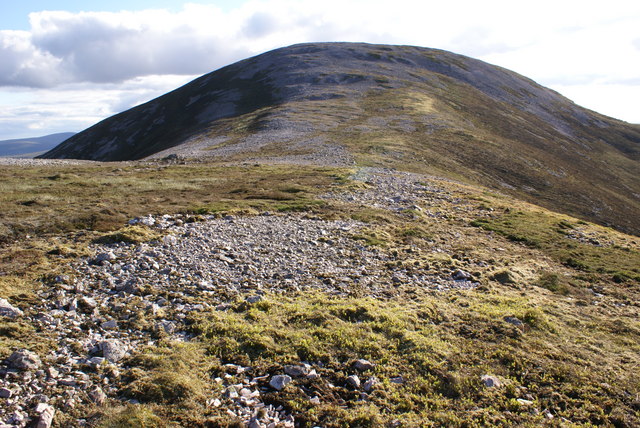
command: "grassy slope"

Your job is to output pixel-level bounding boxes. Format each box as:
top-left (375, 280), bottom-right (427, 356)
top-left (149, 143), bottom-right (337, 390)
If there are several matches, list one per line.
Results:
top-left (0, 162), bottom-right (638, 426)
top-left (190, 79), bottom-right (640, 236)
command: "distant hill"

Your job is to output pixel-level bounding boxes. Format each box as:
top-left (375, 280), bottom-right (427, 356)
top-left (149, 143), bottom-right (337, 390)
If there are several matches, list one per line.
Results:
top-left (1, 133), bottom-right (76, 157)
top-left (38, 42), bottom-right (640, 234)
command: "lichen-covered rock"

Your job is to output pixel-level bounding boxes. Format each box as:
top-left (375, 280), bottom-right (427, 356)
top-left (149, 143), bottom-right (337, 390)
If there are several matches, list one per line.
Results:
top-left (99, 340), bottom-right (127, 363)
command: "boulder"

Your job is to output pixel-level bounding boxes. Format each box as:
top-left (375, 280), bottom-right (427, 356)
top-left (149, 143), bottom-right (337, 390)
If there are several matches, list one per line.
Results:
top-left (7, 349), bottom-right (41, 371)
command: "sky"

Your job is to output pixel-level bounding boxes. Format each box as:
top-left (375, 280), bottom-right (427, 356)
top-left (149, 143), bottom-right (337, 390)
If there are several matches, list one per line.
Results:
top-left (0, 1), bottom-right (639, 140)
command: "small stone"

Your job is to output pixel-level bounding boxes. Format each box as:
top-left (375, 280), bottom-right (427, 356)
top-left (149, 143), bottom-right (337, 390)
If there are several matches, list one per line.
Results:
top-left (481, 375), bottom-right (502, 388)
top-left (101, 320), bottom-right (118, 330)
top-left (347, 375), bottom-right (361, 389)
top-left (99, 340), bottom-right (127, 363)
top-left (7, 349), bottom-right (41, 371)
top-left (54, 275), bottom-right (69, 284)
top-left (10, 411), bottom-right (26, 424)
top-left (363, 377), bottom-right (378, 393)
top-left (517, 398), bottom-right (534, 406)
top-left (88, 356), bottom-right (106, 367)
top-left (504, 316), bottom-right (524, 329)
top-left (78, 297), bottom-right (97, 309)
top-left (0, 298), bottom-right (23, 318)
top-left (248, 418), bottom-right (261, 428)
top-left (246, 295), bottom-right (262, 304)
top-left (0, 387), bottom-right (12, 398)
top-left (452, 269), bottom-right (472, 281)
top-left (269, 375), bottom-right (292, 391)
top-left (95, 252), bottom-right (117, 263)
top-left (353, 359), bottom-right (375, 371)
top-left (35, 403), bottom-right (50, 413)
top-left (310, 396), bottom-right (321, 405)
top-left (390, 376), bottom-right (404, 384)
top-left (140, 216), bottom-right (155, 226)
top-left (156, 320), bottom-right (177, 334)
top-left (284, 365), bottom-right (308, 377)
top-left (225, 386), bottom-right (239, 399)
top-left (543, 409), bottom-right (554, 419)
top-left (197, 281), bottom-right (214, 290)
top-left (491, 270), bottom-right (516, 284)
top-left (306, 369), bottom-right (319, 379)
top-left (58, 377), bottom-right (77, 387)
top-left (35, 404), bottom-right (55, 428)
top-left (88, 386), bottom-right (107, 405)
top-left (162, 235), bottom-right (178, 245)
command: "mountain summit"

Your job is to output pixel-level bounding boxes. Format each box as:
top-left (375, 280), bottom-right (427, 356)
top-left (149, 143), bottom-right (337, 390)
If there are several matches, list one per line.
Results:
top-left (39, 42), bottom-right (640, 234)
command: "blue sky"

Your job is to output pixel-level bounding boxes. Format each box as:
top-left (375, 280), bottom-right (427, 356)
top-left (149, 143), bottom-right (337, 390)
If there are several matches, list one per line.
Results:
top-left (0, 1), bottom-right (237, 29)
top-left (0, 1), bottom-right (639, 140)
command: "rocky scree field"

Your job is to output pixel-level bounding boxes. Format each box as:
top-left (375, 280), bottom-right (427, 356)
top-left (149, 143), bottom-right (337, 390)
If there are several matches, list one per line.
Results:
top-left (0, 160), bottom-right (639, 427)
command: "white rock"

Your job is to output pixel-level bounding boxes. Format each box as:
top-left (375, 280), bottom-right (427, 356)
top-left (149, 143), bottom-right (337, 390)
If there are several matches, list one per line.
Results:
top-left (353, 359), bottom-right (375, 371)
top-left (347, 375), bottom-right (361, 389)
top-left (269, 375), bottom-right (292, 391)
top-left (35, 404), bottom-right (55, 428)
top-left (95, 252), bottom-right (117, 263)
top-left (452, 269), bottom-right (472, 280)
top-left (0, 298), bottom-right (23, 318)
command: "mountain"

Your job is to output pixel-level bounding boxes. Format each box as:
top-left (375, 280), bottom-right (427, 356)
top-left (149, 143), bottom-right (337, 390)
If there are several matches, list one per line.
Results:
top-left (0, 132), bottom-right (76, 157)
top-left (38, 42), bottom-right (640, 235)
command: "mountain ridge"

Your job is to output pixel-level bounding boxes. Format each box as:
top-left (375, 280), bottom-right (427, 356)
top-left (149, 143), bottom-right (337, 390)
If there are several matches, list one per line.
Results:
top-left (0, 132), bottom-right (75, 157)
top-left (38, 42), bottom-right (640, 235)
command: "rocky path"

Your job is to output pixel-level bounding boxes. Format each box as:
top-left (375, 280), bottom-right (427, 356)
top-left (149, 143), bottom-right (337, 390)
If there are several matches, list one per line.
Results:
top-left (0, 168), bottom-right (477, 427)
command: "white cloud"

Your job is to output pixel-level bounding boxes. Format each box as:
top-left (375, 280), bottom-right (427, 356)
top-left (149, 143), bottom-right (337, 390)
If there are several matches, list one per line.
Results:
top-left (0, 0), bottom-right (639, 138)
top-left (0, 75), bottom-right (195, 138)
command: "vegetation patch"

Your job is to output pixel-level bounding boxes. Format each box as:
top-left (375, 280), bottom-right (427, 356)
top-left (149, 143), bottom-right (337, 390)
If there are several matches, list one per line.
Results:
top-left (471, 210), bottom-right (640, 282)
top-left (94, 225), bottom-right (162, 245)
